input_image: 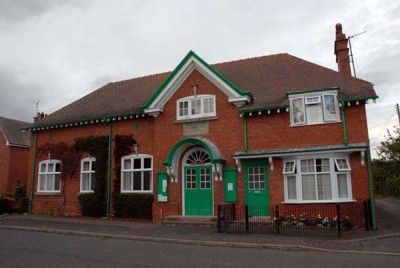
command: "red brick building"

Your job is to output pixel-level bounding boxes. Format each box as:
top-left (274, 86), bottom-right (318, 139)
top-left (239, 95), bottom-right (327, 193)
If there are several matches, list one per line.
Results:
top-left (26, 24), bottom-right (377, 224)
top-left (0, 116), bottom-right (30, 193)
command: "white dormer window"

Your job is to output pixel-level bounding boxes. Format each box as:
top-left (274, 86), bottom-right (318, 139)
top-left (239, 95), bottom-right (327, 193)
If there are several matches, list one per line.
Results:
top-left (289, 91), bottom-right (340, 126)
top-left (177, 95), bottom-right (216, 120)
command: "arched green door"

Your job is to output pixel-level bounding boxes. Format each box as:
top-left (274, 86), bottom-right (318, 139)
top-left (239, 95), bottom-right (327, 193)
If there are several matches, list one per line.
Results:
top-left (184, 166), bottom-right (213, 216)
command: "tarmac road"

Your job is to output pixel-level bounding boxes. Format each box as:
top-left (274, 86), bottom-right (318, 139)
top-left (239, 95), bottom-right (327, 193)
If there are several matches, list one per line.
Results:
top-left (0, 229), bottom-right (399, 268)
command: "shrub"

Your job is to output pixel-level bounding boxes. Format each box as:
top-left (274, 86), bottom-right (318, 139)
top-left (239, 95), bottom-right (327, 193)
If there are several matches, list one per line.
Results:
top-left (11, 181), bottom-right (28, 213)
top-left (78, 193), bottom-right (105, 217)
top-left (0, 196), bottom-right (15, 215)
top-left (113, 193), bottom-right (153, 219)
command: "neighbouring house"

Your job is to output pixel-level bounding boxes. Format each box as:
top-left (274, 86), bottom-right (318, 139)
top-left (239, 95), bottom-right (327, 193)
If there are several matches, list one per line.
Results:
top-left (0, 116), bottom-right (30, 194)
top-left (25, 24), bottom-right (378, 225)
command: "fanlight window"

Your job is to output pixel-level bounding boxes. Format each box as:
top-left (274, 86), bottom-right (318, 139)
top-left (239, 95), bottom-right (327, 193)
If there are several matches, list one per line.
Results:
top-left (185, 149), bottom-right (211, 165)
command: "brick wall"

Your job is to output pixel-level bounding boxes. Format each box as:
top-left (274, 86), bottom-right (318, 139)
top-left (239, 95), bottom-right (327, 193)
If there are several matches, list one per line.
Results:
top-left (0, 133), bottom-right (10, 193)
top-left (30, 69), bottom-right (372, 222)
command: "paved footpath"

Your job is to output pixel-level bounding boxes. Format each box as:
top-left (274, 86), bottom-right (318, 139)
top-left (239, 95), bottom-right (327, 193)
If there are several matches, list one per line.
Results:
top-left (1, 213), bottom-right (400, 256)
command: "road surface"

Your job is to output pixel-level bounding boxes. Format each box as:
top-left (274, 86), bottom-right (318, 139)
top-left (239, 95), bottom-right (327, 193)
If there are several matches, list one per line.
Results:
top-left (0, 229), bottom-right (398, 267)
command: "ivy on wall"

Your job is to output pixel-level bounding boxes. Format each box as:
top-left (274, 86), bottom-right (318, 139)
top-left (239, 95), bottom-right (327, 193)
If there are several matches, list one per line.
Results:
top-left (74, 136), bottom-right (108, 217)
top-left (113, 135), bottom-right (136, 193)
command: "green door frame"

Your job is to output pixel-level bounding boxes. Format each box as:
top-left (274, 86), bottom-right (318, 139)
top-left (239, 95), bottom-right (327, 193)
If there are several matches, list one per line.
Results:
top-left (242, 159), bottom-right (270, 216)
top-left (183, 165), bottom-right (213, 216)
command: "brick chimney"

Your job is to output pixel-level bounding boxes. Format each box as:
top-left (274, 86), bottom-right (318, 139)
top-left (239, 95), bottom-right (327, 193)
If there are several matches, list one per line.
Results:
top-left (334, 23), bottom-right (352, 76)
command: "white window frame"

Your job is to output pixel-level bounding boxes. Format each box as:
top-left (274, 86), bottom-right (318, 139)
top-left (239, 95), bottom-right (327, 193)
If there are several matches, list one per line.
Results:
top-left (334, 158), bottom-right (351, 171)
top-left (289, 91), bottom-right (340, 126)
top-left (37, 159), bottom-right (62, 193)
top-left (176, 94), bottom-right (216, 120)
top-left (283, 160), bottom-right (296, 174)
top-left (120, 154), bottom-right (153, 193)
top-left (283, 155), bottom-right (353, 203)
top-left (80, 157), bottom-right (95, 193)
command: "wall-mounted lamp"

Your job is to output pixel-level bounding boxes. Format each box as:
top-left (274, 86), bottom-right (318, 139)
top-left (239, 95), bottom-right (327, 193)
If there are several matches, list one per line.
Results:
top-left (212, 163), bottom-right (223, 181)
top-left (166, 166), bottom-right (177, 183)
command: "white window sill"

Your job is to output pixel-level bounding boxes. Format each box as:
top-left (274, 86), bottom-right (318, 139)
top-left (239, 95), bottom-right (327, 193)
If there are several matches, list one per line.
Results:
top-left (282, 199), bottom-right (356, 204)
top-left (35, 191), bottom-right (61, 196)
top-left (290, 120), bottom-right (341, 128)
top-left (79, 191), bottom-right (94, 194)
top-left (175, 115), bottom-right (217, 124)
top-left (120, 191), bottom-right (153, 194)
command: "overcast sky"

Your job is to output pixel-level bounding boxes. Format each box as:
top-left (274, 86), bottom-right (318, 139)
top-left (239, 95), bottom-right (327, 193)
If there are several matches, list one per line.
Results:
top-left (0, 0), bottom-right (399, 157)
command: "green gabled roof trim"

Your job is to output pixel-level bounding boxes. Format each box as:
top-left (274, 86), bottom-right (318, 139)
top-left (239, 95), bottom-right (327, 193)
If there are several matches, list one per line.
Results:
top-left (23, 109), bottom-right (146, 132)
top-left (164, 137), bottom-right (224, 166)
top-left (240, 104), bottom-right (289, 116)
top-left (286, 87), bottom-right (339, 96)
top-left (142, 50), bottom-right (251, 109)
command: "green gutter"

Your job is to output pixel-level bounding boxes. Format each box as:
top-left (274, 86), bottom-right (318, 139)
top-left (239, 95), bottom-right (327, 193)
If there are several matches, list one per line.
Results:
top-left (243, 116), bottom-right (248, 153)
top-left (106, 122), bottom-right (112, 218)
top-left (341, 107), bottom-right (348, 145)
top-left (28, 133), bottom-right (38, 214)
top-left (366, 145), bottom-right (378, 230)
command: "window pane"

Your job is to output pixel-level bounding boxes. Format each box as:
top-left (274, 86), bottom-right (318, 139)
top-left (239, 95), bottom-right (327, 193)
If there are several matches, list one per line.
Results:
top-left (191, 99), bottom-right (201, 115)
top-left (317, 173), bottom-right (332, 200)
top-left (122, 172), bottom-right (131, 191)
top-left (82, 161), bottom-right (90, 172)
top-left (316, 158), bottom-right (330, 172)
top-left (134, 158), bottom-right (141, 169)
top-left (203, 98), bottom-right (214, 114)
top-left (46, 174), bottom-right (54, 191)
top-left (300, 159), bottom-right (314, 173)
top-left (291, 98), bottom-right (305, 124)
top-left (323, 95), bottom-right (338, 121)
top-left (302, 174), bottom-right (316, 200)
top-left (179, 101), bottom-right (188, 116)
top-left (144, 158), bottom-right (151, 169)
top-left (123, 159), bottom-right (131, 170)
top-left (284, 161), bottom-right (295, 174)
top-left (91, 161), bottom-right (96, 171)
top-left (287, 176), bottom-right (297, 199)
top-left (48, 163), bottom-right (54, 172)
top-left (39, 174), bottom-right (46, 190)
top-left (82, 173), bottom-right (90, 191)
top-left (143, 171), bottom-right (151, 191)
top-left (55, 163), bottom-right (61, 172)
top-left (40, 163), bottom-right (46, 173)
top-left (133, 171), bottom-right (142, 190)
top-left (337, 174), bottom-right (349, 198)
top-left (54, 174), bottom-right (61, 191)
top-left (305, 103), bottom-right (323, 124)
top-left (335, 158), bottom-right (350, 171)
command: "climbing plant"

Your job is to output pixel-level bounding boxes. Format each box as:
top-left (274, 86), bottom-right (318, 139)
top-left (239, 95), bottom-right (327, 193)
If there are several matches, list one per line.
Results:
top-left (75, 135), bottom-right (109, 217)
top-left (113, 135), bottom-right (136, 193)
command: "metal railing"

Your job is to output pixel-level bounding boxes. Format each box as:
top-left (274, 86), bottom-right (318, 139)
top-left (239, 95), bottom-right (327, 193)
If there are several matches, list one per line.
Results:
top-left (217, 201), bottom-right (373, 237)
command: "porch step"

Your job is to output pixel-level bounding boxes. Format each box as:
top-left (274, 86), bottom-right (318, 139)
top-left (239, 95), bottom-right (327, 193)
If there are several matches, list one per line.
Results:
top-left (162, 215), bottom-right (217, 227)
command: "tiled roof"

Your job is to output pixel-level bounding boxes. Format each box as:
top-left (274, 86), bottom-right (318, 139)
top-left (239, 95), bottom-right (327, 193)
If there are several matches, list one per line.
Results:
top-left (36, 53), bottom-right (376, 126)
top-left (0, 116), bottom-right (30, 147)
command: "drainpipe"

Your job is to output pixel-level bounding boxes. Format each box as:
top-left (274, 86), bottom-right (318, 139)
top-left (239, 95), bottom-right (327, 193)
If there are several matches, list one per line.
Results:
top-left (29, 132), bottom-right (38, 214)
top-left (106, 122), bottom-right (112, 218)
top-left (366, 144), bottom-right (378, 230)
top-left (341, 106), bottom-right (348, 145)
top-left (243, 115), bottom-right (248, 153)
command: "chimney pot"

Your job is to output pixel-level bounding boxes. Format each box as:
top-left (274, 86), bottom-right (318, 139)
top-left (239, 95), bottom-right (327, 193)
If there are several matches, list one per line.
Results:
top-left (334, 23), bottom-right (352, 76)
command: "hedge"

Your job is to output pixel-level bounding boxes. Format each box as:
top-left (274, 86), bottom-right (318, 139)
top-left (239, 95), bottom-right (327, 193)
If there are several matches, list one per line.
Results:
top-left (78, 193), bottom-right (105, 217)
top-left (0, 196), bottom-right (15, 215)
top-left (113, 193), bottom-right (153, 219)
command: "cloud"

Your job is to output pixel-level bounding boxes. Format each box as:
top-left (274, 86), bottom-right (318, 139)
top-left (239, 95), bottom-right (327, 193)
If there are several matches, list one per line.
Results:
top-left (0, 0), bottom-right (398, 157)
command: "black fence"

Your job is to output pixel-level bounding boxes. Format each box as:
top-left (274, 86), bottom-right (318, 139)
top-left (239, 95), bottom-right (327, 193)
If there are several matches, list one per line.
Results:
top-left (217, 201), bottom-right (373, 237)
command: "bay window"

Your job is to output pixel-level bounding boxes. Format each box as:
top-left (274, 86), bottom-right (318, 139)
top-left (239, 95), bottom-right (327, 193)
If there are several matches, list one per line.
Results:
top-left (177, 95), bottom-right (216, 120)
top-left (283, 157), bottom-right (352, 202)
top-left (37, 160), bottom-right (61, 193)
top-left (289, 91), bottom-right (339, 126)
top-left (121, 154), bottom-right (153, 193)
